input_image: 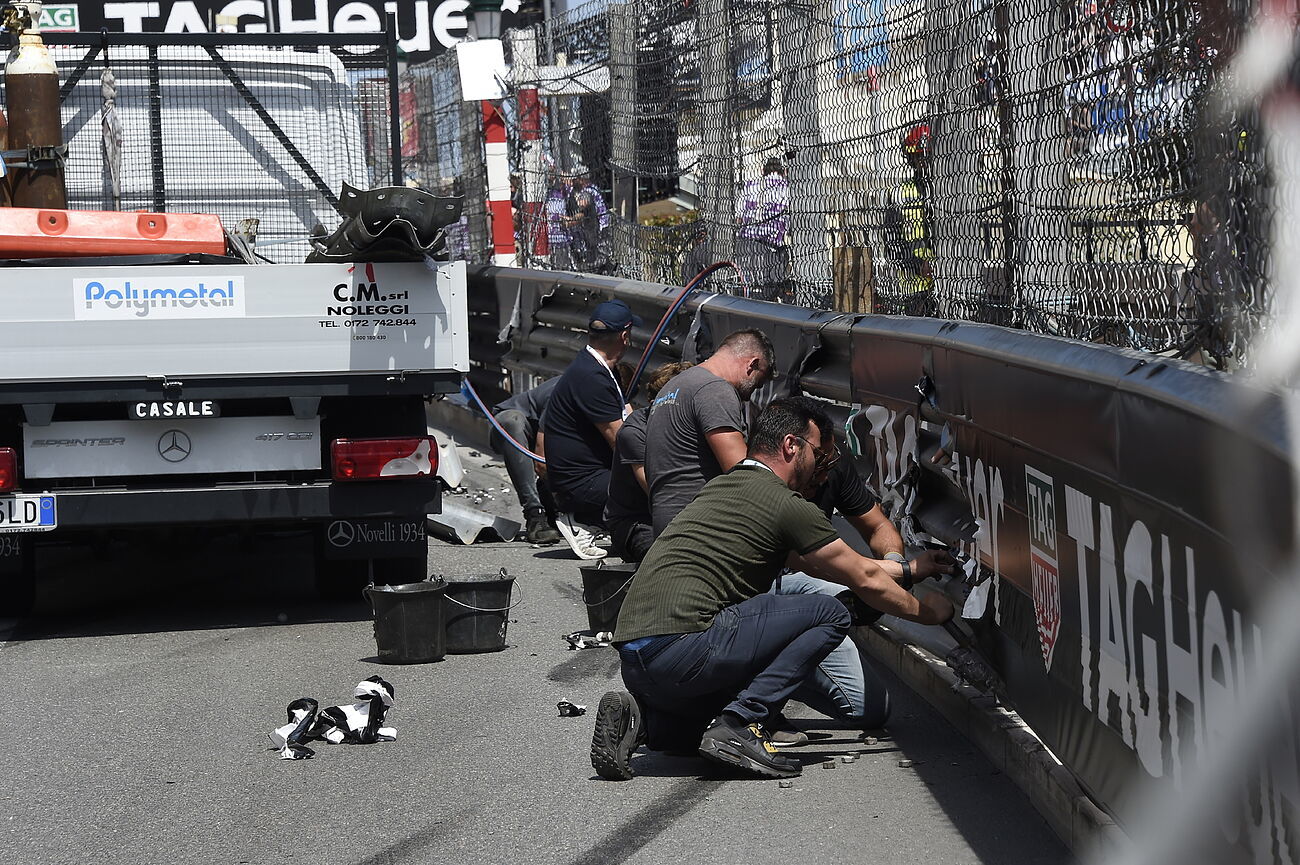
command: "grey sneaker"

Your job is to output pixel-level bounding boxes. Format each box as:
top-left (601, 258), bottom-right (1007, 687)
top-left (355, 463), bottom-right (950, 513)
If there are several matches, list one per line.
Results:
top-left (698, 714), bottom-right (800, 778)
top-left (591, 691), bottom-right (645, 780)
top-left (766, 714), bottom-right (810, 747)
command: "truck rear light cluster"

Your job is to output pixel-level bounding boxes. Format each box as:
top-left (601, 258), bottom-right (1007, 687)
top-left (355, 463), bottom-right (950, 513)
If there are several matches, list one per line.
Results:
top-left (0, 448), bottom-right (15, 491)
top-left (331, 437), bottom-right (438, 481)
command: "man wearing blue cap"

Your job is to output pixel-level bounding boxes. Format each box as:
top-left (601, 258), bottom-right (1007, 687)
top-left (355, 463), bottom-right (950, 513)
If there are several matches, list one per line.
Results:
top-left (540, 298), bottom-right (643, 558)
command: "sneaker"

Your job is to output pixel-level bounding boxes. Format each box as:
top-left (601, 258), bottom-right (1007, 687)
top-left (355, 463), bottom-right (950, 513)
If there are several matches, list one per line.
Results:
top-left (556, 513), bottom-right (607, 560)
top-left (525, 509), bottom-right (560, 545)
top-left (698, 714), bottom-right (801, 778)
top-left (766, 714), bottom-right (810, 747)
top-left (590, 691), bottom-right (645, 780)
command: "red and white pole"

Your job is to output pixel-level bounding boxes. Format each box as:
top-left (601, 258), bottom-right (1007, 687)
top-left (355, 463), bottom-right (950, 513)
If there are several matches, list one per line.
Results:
top-left (482, 100), bottom-right (515, 267)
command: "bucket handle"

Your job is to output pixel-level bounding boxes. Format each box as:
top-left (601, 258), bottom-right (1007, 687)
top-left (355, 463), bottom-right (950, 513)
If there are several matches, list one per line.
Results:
top-left (582, 572), bottom-right (638, 607)
top-left (439, 580), bottom-right (525, 613)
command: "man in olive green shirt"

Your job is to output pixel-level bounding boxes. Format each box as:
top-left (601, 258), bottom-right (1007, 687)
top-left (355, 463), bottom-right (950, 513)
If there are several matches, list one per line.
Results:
top-left (590, 398), bottom-right (954, 781)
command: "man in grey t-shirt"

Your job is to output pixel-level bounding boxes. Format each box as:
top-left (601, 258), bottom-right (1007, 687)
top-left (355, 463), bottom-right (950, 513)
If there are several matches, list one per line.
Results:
top-left (645, 329), bottom-right (775, 535)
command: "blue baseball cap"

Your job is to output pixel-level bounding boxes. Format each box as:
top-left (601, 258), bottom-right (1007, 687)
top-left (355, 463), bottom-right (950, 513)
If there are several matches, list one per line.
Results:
top-left (589, 299), bottom-right (643, 332)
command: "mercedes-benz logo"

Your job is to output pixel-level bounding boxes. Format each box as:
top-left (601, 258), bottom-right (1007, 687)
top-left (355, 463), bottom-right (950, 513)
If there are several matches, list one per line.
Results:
top-left (158, 430), bottom-right (192, 463)
top-left (327, 520), bottom-right (357, 548)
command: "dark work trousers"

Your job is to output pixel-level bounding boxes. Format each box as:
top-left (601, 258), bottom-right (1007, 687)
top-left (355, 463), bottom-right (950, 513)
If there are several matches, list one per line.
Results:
top-left (609, 517), bottom-right (654, 563)
top-left (490, 409), bottom-right (551, 516)
top-left (553, 468), bottom-right (611, 528)
top-left (618, 592), bottom-right (849, 750)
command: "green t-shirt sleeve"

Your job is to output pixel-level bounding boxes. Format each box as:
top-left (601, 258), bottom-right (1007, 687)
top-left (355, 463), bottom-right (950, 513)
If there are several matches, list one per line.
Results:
top-left (783, 493), bottom-right (840, 555)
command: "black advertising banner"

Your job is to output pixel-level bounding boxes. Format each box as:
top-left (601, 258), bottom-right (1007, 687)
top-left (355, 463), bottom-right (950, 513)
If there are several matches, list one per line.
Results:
top-left (848, 317), bottom-right (1297, 864)
top-left (53, 1), bottom-right (528, 63)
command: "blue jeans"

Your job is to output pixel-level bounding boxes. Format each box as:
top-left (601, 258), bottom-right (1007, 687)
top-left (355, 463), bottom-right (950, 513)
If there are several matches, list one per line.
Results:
top-left (618, 591), bottom-right (849, 750)
top-left (772, 572), bottom-right (891, 729)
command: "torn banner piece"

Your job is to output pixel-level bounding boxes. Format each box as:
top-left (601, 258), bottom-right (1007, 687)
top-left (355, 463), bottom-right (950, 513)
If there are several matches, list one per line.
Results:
top-left (268, 676), bottom-right (398, 760)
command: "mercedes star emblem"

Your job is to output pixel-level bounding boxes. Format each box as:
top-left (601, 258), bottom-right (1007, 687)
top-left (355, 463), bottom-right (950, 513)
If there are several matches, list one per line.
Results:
top-left (327, 520), bottom-right (357, 548)
top-left (158, 429), bottom-right (193, 463)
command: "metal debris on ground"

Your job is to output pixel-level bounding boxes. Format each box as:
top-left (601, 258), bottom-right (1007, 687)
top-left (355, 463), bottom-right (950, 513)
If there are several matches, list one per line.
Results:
top-left (778, 780), bottom-right (794, 788)
top-left (821, 761), bottom-right (837, 770)
top-left (840, 755), bottom-right (858, 764)
top-left (563, 630), bottom-right (614, 650)
top-left (556, 700), bottom-right (587, 717)
top-left (898, 759), bottom-right (917, 768)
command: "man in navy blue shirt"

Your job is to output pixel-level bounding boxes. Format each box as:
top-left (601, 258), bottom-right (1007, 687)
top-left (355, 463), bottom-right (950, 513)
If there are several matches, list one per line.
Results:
top-left (540, 298), bottom-right (642, 556)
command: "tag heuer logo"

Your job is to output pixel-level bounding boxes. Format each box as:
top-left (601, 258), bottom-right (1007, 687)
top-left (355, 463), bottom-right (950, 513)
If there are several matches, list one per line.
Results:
top-left (1025, 466), bottom-right (1061, 672)
top-left (39, 4), bottom-right (79, 31)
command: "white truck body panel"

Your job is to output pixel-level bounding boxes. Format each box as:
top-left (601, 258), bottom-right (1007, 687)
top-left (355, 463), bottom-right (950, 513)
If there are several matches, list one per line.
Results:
top-left (0, 260), bottom-right (469, 382)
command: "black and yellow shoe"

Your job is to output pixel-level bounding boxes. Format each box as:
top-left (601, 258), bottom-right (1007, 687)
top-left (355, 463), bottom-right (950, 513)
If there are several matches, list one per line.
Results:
top-left (590, 691), bottom-right (645, 781)
top-left (698, 714), bottom-right (801, 778)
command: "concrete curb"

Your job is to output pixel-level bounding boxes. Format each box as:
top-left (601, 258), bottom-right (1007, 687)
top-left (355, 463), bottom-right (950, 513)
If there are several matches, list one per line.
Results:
top-left (856, 622), bottom-right (1126, 858)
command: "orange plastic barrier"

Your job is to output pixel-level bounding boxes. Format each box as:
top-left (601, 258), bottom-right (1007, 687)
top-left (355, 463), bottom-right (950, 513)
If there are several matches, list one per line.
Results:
top-left (0, 207), bottom-right (226, 257)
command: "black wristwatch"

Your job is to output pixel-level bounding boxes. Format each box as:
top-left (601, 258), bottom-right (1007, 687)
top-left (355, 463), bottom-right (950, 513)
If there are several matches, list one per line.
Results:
top-left (899, 559), bottom-right (915, 592)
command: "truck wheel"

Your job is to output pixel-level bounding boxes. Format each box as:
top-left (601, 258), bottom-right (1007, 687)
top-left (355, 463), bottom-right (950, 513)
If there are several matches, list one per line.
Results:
top-left (314, 557), bottom-right (371, 602)
top-left (0, 538), bottom-right (36, 618)
top-left (371, 556), bottom-right (428, 586)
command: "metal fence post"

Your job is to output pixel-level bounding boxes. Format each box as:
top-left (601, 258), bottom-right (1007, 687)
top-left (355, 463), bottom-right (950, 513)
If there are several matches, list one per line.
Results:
top-left (695, 0), bottom-right (735, 266)
top-left (775, 1), bottom-right (830, 306)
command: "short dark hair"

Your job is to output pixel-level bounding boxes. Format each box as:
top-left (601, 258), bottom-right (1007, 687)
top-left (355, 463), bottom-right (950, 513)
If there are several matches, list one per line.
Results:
top-left (718, 328), bottom-right (775, 371)
top-left (748, 397), bottom-right (832, 457)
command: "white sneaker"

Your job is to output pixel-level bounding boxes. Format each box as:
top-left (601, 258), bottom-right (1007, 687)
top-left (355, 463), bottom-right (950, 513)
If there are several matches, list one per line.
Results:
top-left (556, 513), bottom-right (607, 560)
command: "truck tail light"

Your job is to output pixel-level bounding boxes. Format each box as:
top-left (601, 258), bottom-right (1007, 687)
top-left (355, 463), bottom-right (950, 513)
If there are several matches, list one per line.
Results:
top-left (0, 448), bottom-right (14, 491)
top-left (331, 437), bottom-right (438, 481)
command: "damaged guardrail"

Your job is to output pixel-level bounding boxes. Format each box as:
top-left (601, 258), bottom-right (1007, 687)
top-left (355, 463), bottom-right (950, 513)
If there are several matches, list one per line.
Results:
top-left (466, 264), bottom-right (1297, 865)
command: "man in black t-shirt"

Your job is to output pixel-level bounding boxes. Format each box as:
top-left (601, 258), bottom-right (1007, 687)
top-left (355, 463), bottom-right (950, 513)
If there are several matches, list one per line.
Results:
top-left (604, 361), bottom-right (693, 563)
top-left (540, 299), bottom-right (641, 555)
top-left (768, 443), bottom-right (910, 743)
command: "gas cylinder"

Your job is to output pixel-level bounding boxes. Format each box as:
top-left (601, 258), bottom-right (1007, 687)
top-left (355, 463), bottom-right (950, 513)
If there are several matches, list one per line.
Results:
top-left (4, 1), bottom-right (66, 209)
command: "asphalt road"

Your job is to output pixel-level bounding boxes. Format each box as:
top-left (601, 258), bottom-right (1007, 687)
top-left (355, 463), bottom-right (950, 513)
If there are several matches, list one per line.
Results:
top-left (0, 450), bottom-right (1072, 865)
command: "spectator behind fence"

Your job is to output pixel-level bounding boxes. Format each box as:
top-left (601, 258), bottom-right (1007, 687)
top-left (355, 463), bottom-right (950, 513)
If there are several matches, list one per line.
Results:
top-left (735, 157), bottom-right (790, 300)
top-left (546, 172), bottom-right (573, 270)
top-left (604, 361), bottom-right (693, 564)
top-left (885, 124), bottom-right (936, 316)
top-left (490, 378), bottom-right (561, 546)
top-left (539, 299), bottom-right (642, 559)
top-left (590, 398), bottom-right (955, 781)
top-left (645, 328), bottom-right (774, 536)
top-left (767, 397), bottom-right (915, 744)
top-left (566, 169), bottom-right (612, 274)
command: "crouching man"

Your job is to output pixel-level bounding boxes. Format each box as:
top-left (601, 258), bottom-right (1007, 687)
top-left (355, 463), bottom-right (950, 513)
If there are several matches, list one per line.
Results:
top-left (590, 398), bottom-right (954, 780)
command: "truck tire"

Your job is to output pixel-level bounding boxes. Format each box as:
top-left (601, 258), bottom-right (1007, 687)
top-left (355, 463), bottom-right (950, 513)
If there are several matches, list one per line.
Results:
top-left (313, 556), bottom-right (427, 601)
top-left (0, 538), bottom-right (36, 618)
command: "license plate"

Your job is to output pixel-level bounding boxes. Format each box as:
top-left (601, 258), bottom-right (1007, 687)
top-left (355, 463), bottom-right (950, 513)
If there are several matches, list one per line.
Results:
top-left (0, 494), bottom-right (56, 533)
top-left (129, 400), bottom-right (221, 420)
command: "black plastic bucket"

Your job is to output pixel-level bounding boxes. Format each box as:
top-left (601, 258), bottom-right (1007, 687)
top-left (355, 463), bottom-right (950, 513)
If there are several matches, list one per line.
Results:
top-left (365, 580), bottom-right (447, 664)
top-left (580, 561), bottom-right (638, 634)
top-left (440, 568), bottom-right (520, 654)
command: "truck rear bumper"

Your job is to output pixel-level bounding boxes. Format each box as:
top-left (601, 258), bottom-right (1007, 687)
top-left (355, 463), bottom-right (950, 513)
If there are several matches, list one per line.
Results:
top-left (43, 480), bottom-right (439, 528)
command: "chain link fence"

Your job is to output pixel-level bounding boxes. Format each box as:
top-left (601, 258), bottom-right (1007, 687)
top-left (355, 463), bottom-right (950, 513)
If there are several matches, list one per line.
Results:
top-left (419, 0), bottom-right (1269, 367)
